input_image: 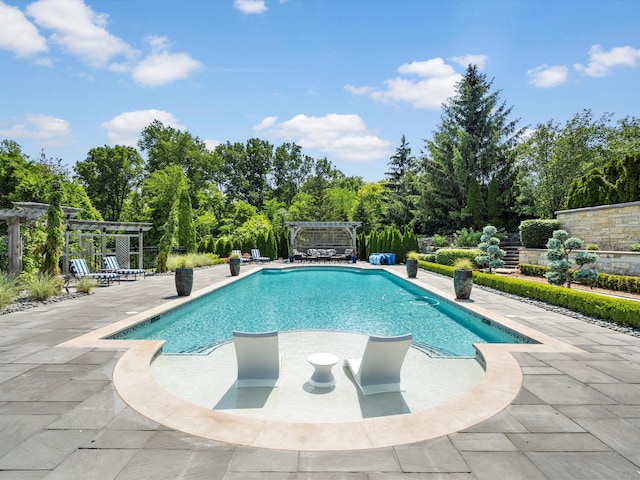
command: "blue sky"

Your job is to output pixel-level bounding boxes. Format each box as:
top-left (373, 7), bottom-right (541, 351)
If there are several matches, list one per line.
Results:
top-left (1, 0), bottom-right (639, 182)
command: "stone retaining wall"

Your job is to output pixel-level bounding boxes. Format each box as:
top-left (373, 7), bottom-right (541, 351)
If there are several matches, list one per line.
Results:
top-left (556, 201), bottom-right (640, 251)
top-left (519, 248), bottom-right (640, 276)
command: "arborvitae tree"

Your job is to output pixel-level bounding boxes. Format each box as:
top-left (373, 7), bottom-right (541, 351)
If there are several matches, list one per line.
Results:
top-left (420, 64), bottom-right (523, 226)
top-left (177, 186), bottom-right (197, 253)
top-left (156, 204), bottom-right (178, 273)
top-left (466, 177), bottom-right (485, 229)
top-left (40, 177), bottom-right (64, 277)
top-left (391, 229), bottom-right (403, 257)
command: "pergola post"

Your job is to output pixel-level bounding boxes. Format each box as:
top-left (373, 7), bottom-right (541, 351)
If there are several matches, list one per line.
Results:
top-left (63, 226), bottom-right (70, 275)
top-left (7, 217), bottom-right (22, 275)
top-left (138, 228), bottom-right (144, 270)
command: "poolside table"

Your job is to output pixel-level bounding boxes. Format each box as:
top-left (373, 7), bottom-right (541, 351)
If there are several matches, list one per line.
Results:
top-left (307, 353), bottom-right (339, 387)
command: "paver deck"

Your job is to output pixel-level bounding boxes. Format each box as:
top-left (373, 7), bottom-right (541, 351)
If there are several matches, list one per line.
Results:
top-left (1, 262), bottom-right (639, 479)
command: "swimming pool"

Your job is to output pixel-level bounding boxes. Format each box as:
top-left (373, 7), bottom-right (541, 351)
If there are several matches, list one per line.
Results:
top-left (112, 267), bottom-right (535, 356)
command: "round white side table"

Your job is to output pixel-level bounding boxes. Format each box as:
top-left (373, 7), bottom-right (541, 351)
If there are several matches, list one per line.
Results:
top-left (307, 353), bottom-right (339, 387)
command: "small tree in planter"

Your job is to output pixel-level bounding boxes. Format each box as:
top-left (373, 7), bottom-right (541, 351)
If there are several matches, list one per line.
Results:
top-left (229, 252), bottom-right (241, 276)
top-left (544, 230), bottom-right (598, 288)
top-left (475, 225), bottom-right (505, 274)
top-left (453, 258), bottom-right (474, 299)
top-left (405, 251), bottom-right (419, 278)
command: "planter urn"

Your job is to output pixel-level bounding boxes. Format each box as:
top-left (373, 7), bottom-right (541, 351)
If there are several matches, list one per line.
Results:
top-left (453, 270), bottom-right (473, 299)
top-left (229, 257), bottom-right (241, 276)
top-left (406, 259), bottom-right (418, 278)
top-left (175, 267), bottom-right (194, 296)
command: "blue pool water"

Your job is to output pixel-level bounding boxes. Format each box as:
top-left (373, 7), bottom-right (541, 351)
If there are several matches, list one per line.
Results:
top-left (113, 267), bottom-right (534, 356)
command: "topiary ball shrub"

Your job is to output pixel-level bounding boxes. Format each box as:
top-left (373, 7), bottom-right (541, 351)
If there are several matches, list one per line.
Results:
top-left (519, 219), bottom-right (560, 248)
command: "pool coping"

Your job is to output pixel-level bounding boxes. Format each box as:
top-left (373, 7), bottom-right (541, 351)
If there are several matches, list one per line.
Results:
top-left (59, 264), bottom-right (583, 451)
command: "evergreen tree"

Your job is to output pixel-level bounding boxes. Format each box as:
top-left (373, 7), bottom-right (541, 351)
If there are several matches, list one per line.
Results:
top-left (486, 177), bottom-right (502, 227)
top-left (177, 186), bottom-right (197, 253)
top-left (465, 177), bottom-right (485, 229)
top-left (384, 135), bottom-right (418, 228)
top-left (419, 64), bottom-right (523, 226)
top-left (40, 177), bottom-right (64, 277)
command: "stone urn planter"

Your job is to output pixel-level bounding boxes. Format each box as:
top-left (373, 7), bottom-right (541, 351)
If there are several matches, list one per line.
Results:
top-left (405, 252), bottom-right (419, 278)
top-left (452, 258), bottom-right (474, 300)
top-left (175, 267), bottom-right (193, 296)
top-left (229, 256), bottom-right (241, 276)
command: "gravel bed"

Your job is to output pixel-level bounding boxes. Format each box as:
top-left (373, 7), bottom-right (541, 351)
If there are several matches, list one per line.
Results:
top-left (475, 283), bottom-right (640, 338)
top-left (0, 291), bottom-right (87, 316)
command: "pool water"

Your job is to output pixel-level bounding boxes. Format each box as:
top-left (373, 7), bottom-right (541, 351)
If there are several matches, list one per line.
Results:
top-left (114, 267), bottom-right (533, 356)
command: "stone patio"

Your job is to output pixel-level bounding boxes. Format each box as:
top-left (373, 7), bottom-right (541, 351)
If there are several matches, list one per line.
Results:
top-left (1, 263), bottom-right (639, 479)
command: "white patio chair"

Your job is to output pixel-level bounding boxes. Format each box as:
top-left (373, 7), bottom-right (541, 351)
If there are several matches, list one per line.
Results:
top-left (233, 331), bottom-right (280, 387)
top-left (344, 333), bottom-right (413, 395)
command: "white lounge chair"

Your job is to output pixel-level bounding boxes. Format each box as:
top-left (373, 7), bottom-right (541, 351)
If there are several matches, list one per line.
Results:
top-left (69, 258), bottom-right (119, 285)
top-left (103, 255), bottom-right (145, 279)
top-left (231, 249), bottom-right (250, 262)
top-left (233, 331), bottom-right (280, 387)
top-left (344, 333), bottom-right (413, 395)
top-left (251, 248), bottom-right (271, 262)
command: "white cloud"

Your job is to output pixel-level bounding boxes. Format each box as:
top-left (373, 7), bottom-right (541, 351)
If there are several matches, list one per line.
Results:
top-left (527, 64), bottom-right (569, 88)
top-left (0, 114), bottom-right (72, 147)
top-left (234, 0), bottom-right (267, 14)
top-left (26, 0), bottom-right (137, 69)
top-left (398, 58), bottom-right (457, 77)
top-left (450, 54), bottom-right (489, 70)
top-left (574, 44), bottom-right (640, 77)
top-left (132, 51), bottom-right (202, 87)
top-left (129, 35), bottom-right (202, 87)
top-left (344, 85), bottom-right (374, 96)
top-left (101, 110), bottom-right (185, 146)
top-left (0, 2), bottom-right (47, 58)
top-left (253, 113), bottom-right (392, 162)
top-left (205, 139), bottom-right (221, 151)
top-left (345, 57), bottom-right (463, 110)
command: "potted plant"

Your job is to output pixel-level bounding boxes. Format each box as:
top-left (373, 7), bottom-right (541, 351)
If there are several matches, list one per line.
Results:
top-left (175, 256), bottom-right (193, 296)
top-left (406, 251), bottom-right (419, 278)
top-left (229, 252), bottom-right (241, 276)
top-left (453, 258), bottom-right (474, 300)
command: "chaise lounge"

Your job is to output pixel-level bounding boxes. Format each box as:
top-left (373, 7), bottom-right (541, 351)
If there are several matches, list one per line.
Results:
top-left (344, 333), bottom-right (413, 395)
top-left (103, 255), bottom-right (145, 280)
top-left (233, 331), bottom-right (280, 387)
top-left (69, 258), bottom-right (119, 286)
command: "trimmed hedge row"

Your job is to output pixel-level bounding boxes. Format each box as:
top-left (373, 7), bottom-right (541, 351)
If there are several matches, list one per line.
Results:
top-left (434, 248), bottom-right (483, 266)
top-left (519, 263), bottom-right (640, 294)
top-left (519, 264), bottom-right (549, 277)
top-left (417, 261), bottom-right (640, 329)
top-left (519, 219), bottom-right (559, 248)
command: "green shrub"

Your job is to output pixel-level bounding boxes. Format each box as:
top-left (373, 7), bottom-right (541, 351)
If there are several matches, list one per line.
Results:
top-left (434, 248), bottom-right (482, 266)
top-left (519, 219), bottom-right (560, 248)
top-left (431, 234), bottom-right (449, 248)
top-left (24, 274), bottom-right (62, 301)
top-left (630, 243), bottom-right (640, 252)
top-left (519, 264), bottom-right (549, 277)
top-left (419, 253), bottom-right (436, 263)
top-left (586, 244), bottom-right (599, 251)
top-left (75, 277), bottom-right (97, 294)
top-left (0, 272), bottom-right (19, 308)
top-left (166, 253), bottom-right (221, 271)
top-left (453, 228), bottom-right (483, 247)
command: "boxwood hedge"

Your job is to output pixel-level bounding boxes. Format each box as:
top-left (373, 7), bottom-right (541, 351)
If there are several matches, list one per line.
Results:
top-left (519, 219), bottom-right (560, 248)
top-left (418, 261), bottom-right (640, 330)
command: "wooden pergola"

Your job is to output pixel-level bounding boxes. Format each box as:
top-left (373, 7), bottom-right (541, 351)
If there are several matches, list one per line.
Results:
top-left (286, 221), bottom-right (361, 254)
top-left (0, 202), bottom-right (151, 275)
